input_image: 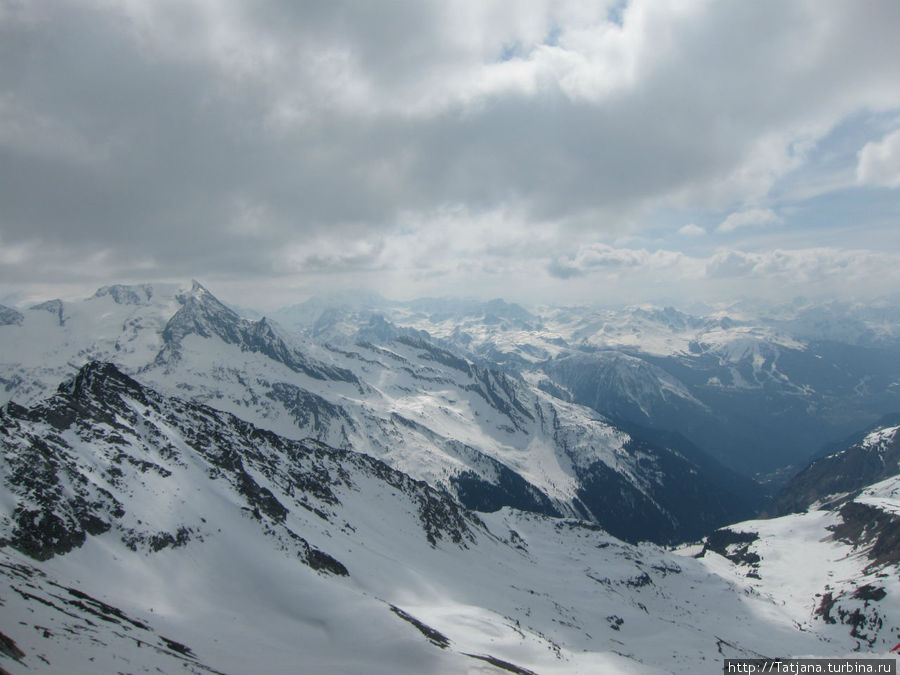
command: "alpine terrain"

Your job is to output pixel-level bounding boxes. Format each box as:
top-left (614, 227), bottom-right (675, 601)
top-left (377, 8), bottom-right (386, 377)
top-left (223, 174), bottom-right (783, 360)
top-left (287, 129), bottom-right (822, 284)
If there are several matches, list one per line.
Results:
top-left (1, 282), bottom-right (899, 673)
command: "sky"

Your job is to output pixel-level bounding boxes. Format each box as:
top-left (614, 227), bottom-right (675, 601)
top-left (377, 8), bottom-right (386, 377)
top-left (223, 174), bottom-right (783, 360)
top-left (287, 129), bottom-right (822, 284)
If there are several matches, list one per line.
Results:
top-left (1, 0), bottom-right (899, 310)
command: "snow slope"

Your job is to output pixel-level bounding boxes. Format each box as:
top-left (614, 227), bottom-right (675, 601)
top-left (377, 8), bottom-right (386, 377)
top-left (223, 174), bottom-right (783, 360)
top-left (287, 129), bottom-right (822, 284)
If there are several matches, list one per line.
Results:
top-left (698, 473), bottom-right (900, 653)
top-left (3, 364), bottom-right (893, 674)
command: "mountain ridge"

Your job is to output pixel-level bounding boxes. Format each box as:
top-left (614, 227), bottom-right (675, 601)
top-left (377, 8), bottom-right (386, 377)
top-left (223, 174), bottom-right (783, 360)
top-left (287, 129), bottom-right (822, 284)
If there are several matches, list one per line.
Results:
top-left (0, 282), bottom-right (762, 544)
top-left (3, 362), bottom-right (898, 671)
top-left (772, 420), bottom-right (900, 515)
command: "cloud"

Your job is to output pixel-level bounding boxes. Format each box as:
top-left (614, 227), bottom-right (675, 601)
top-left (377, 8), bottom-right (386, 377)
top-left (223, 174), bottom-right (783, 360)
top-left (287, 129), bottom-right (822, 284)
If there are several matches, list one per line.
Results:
top-left (704, 247), bottom-right (900, 287)
top-left (705, 250), bottom-right (757, 278)
top-left (857, 128), bottom-right (900, 188)
top-left (534, 241), bottom-right (900, 307)
top-left (1, 1), bottom-right (899, 302)
top-left (716, 208), bottom-right (781, 233)
top-left (547, 243), bottom-right (697, 280)
top-left (678, 224), bottom-right (706, 236)
top-left (284, 237), bottom-right (387, 274)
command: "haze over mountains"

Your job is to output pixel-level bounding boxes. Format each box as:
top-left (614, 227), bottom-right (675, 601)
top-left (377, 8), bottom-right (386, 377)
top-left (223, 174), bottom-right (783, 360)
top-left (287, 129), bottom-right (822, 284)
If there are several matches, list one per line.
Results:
top-left (1, 281), bottom-right (900, 672)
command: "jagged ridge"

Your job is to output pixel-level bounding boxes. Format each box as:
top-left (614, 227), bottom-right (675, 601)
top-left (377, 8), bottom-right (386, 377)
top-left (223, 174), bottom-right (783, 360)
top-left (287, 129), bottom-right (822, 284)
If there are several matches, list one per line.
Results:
top-left (0, 362), bottom-right (482, 568)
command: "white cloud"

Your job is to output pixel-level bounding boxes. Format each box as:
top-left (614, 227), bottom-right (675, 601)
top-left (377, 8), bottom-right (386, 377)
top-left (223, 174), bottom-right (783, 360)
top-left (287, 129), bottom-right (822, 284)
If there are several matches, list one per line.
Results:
top-left (857, 128), bottom-right (900, 188)
top-left (678, 224), bottom-right (706, 236)
top-left (704, 247), bottom-right (900, 288)
top-left (2, 0), bottom-right (900, 304)
top-left (548, 243), bottom-right (700, 280)
top-left (528, 241), bottom-right (900, 305)
top-left (716, 208), bottom-right (781, 233)
top-left (0, 235), bottom-right (34, 266)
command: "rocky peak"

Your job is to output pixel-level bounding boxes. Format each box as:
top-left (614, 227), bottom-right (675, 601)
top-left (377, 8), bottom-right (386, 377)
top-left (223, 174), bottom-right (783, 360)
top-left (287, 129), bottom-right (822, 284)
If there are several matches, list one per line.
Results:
top-left (155, 284), bottom-right (358, 383)
top-left (248, 315), bottom-right (281, 341)
top-left (163, 281), bottom-right (243, 346)
top-left (354, 314), bottom-right (431, 345)
top-left (58, 362), bottom-right (145, 402)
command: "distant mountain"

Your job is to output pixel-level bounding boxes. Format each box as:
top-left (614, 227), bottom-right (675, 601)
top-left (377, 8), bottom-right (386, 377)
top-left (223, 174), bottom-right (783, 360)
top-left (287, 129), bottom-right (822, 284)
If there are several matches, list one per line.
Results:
top-left (761, 299), bottom-right (900, 347)
top-left (2, 363), bottom-right (894, 672)
top-left (93, 282), bottom-right (156, 305)
top-left (537, 350), bottom-right (706, 426)
top-left (269, 288), bottom-right (391, 334)
top-left (335, 296), bottom-right (900, 477)
top-left (156, 281), bottom-right (358, 383)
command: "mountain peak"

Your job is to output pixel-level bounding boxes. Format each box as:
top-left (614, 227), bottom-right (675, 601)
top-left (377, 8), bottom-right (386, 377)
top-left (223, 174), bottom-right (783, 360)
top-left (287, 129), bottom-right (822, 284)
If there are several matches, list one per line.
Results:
top-left (92, 284), bottom-right (154, 305)
top-left (59, 361), bottom-right (144, 401)
top-left (164, 282), bottom-right (242, 347)
top-left (189, 279), bottom-right (209, 295)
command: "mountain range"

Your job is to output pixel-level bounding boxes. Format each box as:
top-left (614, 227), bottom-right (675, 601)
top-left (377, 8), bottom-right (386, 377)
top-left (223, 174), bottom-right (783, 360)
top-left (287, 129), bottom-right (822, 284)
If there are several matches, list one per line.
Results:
top-left (1, 281), bottom-right (899, 672)
top-left (270, 291), bottom-right (900, 479)
top-left (0, 282), bottom-right (766, 544)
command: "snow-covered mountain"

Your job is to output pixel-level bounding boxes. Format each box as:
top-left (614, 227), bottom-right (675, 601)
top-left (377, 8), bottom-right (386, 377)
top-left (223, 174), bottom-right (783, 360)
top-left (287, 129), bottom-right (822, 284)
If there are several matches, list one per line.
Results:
top-left (0, 282), bottom-right (758, 544)
top-left (274, 293), bottom-right (900, 477)
top-left (3, 362), bottom-right (899, 673)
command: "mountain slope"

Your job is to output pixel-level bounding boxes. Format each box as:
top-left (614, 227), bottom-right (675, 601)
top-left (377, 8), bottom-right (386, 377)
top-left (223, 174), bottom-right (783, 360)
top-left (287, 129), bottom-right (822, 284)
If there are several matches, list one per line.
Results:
top-left (698, 472), bottom-right (900, 652)
top-left (0, 364), bottom-right (883, 673)
top-left (772, 419), bottom-right (900, 514)
top-left (157, 281), bottom-right (358, 384)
